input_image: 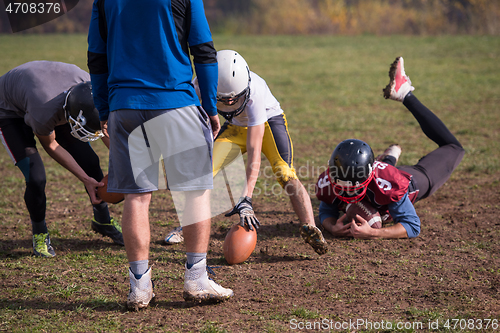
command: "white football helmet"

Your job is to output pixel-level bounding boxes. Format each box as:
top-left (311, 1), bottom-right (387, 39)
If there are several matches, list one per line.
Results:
top-left (216, 50), bottom-right (251, 121)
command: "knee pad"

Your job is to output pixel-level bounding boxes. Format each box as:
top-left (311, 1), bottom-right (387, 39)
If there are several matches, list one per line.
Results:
top-left (273, 163), bottom-right (298, 188)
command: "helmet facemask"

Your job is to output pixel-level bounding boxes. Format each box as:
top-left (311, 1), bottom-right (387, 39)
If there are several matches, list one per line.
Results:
top-left (216, 50), bottom-right (251, 122)
top-left (217, 85), bottom-right (250, 121)
top-left (328, 165), bottom-right (375, 203)
top-left (66, 109), bottom-right (103, 142)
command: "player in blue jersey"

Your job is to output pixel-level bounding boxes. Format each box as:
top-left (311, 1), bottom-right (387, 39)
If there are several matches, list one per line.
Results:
top-left (0, 61), bottom-right (124, 258)
top-left (88, 0), bottom-right (233, 310)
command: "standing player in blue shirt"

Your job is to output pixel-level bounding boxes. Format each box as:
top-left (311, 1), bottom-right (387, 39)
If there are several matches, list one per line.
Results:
top-left (88, 0), bottom-right (233, 310)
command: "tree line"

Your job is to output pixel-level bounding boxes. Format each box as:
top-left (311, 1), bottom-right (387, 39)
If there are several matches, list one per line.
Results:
top-left (1, 0), bottom-right (498, 35)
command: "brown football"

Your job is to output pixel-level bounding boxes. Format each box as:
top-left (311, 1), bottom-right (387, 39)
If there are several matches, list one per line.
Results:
top-left (346, 198), bottom-right (382, 228)
top-left (223, 224), bottom-right (257, 265)
top-left (96, 174), bottom-right (124, 204)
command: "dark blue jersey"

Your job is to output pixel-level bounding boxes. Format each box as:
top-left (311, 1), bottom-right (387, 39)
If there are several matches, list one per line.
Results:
top-left (88, 0), bottom-right (218, 120)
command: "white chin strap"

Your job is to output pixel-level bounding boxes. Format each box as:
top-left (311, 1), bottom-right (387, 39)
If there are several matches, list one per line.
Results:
top-left (68, 110), bottom-right (103, 142)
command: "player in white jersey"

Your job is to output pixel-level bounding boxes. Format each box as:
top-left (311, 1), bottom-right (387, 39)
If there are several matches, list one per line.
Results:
top-left (0, 61), bottom-right (124, 257)
top-left (165, 50), bottom-right (327, 255)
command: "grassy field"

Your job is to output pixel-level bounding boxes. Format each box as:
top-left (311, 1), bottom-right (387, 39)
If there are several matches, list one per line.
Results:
top-left (0, 34), bottom-right (499, 332)
top-left (1, 34), bottom-right (498, 175)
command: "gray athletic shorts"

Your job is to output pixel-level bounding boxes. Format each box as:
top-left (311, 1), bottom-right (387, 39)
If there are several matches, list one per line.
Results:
top-left (107, 105), bottom-right (213, 193)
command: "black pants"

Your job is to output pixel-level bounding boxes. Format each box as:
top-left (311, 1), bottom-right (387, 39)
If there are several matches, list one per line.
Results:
top-left (389, 93), bottom-right (465, 202)
top-left (0, 118), bottom-right (103, 222)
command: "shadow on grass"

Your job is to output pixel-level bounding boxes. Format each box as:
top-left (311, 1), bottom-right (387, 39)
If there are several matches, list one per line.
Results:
top-left (0, 297), bottom-right (232, 312)
top-left (0, 238), bottom-right (125, 259)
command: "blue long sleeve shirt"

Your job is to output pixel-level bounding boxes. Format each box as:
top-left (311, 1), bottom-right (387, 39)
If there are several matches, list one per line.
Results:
top-left (87, 0), bottom-right (218, 121)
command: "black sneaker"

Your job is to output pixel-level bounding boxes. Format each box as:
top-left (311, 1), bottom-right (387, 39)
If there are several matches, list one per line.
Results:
top-left (91, 218), bottom-right (124, 246)
top-left (33, 233), bottom-right (56, 257)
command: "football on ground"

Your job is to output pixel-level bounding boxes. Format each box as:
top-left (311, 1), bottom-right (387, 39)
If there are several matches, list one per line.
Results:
top-left (223, 224), bottom-right (257, 265)
top-left (345, 198), bottom-right (382, 228)
top-left (96, 174), bottom-right (125, 204)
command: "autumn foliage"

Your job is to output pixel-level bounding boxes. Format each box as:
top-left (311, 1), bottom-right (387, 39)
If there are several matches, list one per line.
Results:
top-left (2, 0), bottom-right (499, 35)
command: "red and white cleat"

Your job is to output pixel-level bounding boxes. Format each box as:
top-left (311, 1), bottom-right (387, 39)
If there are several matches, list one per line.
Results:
top-left (383, 57), bottom-right (415, 102)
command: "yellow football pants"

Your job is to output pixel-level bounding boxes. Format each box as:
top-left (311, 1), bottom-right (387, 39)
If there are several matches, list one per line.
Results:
top-left (213, 114), bottom-right (297, 187)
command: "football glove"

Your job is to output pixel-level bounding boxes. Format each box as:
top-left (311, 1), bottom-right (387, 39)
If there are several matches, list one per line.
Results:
top-left (225, 196), bottom-right (260, 231)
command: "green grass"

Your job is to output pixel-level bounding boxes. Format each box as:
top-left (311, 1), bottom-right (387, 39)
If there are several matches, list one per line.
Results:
top-left (0, 34), bottom-right (499, 332)
top-left (1, 34), bottom-right (498, 178)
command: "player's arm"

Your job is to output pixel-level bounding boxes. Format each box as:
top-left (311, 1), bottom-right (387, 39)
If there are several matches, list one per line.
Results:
top-left (319, 201), bottom-right (352, 237)
top-left (88, 1), bottom-right (111, 148)
top-left (349, 193), bottom-right (420, 239)
top-left (87, 0), bottom-right (110, 123)
top-left (224, 123), bottom-right (264, 230)
top-left (244, 123), bottom-right (265, 198)
top-left (349, 218), bottom-right (408, 239)
top-left (188, 0), bottom-right (220, 137)
top-left (36, 132), bottom-right (103, 204)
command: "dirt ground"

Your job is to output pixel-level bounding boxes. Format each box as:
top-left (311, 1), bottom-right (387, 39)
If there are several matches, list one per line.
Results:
top-left (1, 167), bottom-right (499, 331)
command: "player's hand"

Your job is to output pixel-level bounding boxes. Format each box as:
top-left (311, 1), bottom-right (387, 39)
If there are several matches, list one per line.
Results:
top-left (100, 120), bottom-right (109, 138)
top-left (349, 215), bottom-right (377, 239)
top-left (225, 196), bottom-right (260, 231)
top-left (84, 177), bottom-right (104, 205)
top-left (209, 115), bottom-right (220, 138)
top-left (328, 214), bottom-right (352, 237)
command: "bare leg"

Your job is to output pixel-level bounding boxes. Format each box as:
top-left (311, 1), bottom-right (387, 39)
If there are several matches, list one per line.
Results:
top-left (284, 179), bottom-right (315, 226)
top-left (122, 192), bottom-right (152, 262)
top-left (183, 220), bottom-right (211, 253)
top-left (180, 190), bottom-right (211, 253)
top-left (284, 179), bottom-right (328, 254)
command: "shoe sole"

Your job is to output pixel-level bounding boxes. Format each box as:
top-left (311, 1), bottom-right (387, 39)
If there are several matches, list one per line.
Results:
top-left (383, 57), bottom-right (401, 99)
top-left (182, 291), bottom-right (233, 303)
top-left (164, 236), bottom-right (184, 245)
top-left (300, 226), bottom-right (328, 255)
top-left (126, 297), bottom-right (154, 311)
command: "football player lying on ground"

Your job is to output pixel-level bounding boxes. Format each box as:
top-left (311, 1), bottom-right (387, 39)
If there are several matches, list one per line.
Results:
top-left (0, 61), bottom-right (124, 257)
top-left (165, 50), bottom-right (328, 255)
top-left (315, 57), bottom-right (465, 239)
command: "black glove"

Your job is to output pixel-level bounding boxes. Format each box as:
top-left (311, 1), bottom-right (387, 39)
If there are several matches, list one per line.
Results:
top-left (225, 196), bottom-right (260, 231)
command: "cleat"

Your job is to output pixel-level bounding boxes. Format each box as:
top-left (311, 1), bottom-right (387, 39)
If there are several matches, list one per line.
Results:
top-left (32, 233), bottom-right (56, 258)
top-left (300, 224), bottom-right (328, 255)
top-left (376, 144), bottom-right (402, 165)
top-left (127, 267), bottom-right (155, 311)
top-left (383, 56), bottom-right (415, 102)
top-left (164, 226), bottom-right (184, 245)
top-left (183, 259), bottom-right (234, 303)
top-left (91, 218), bottom-right (124, 246)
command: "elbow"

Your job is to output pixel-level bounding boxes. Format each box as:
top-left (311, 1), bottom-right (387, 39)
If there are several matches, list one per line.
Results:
top-left (398, 221), bottom-right (420, 238)
top-left (87, 51), bottom-right (108, 75)
top-left (408, 224), bottom-right (420, 238)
